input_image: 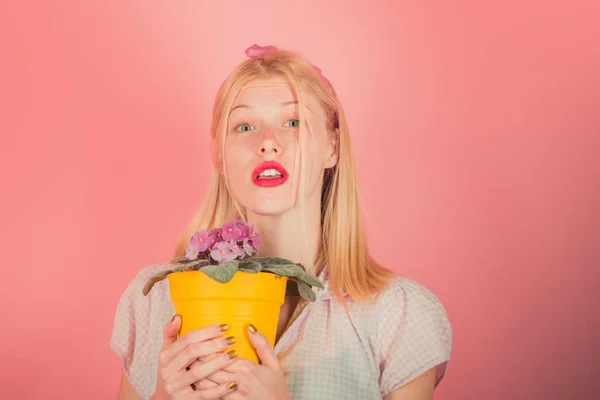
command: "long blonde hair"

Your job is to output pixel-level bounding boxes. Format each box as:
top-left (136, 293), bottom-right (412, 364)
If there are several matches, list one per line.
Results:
top-left (174, 46), bottom-right (394, 303)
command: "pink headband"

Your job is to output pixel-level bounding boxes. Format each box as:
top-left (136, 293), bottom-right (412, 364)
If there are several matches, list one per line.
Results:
top-left (244, 44), bottom-right (339, 129)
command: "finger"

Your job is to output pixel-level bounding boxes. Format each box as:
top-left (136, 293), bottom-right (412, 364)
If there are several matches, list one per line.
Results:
top-left (192, 376), bottom-right (218, 390)
top-left (168, 349), bottom-right (238, 394)
top-left (191, 381), bottom-right (238, 399)
top-left (221, 358), bottom-right (260, 391)
top-left (166, 335), bottom-right (236, 377)
top-left (162, 323), bottom-right (230, 363)
top-left (161, 314), bottom-right (182, 351)
top-left (192, 350), bottom-right (238, 386)
top-left (247, 324), bottom-right (280, 370)
top-left (220, 360), bottom-right (259, 399)
top-left (163, 379), bottom-right (195, 398)
top-left (197, 352), bottom-right (222, 363)
top-left (198, 368), bottom-right (238, 387)
top-left (190, 354), bottom-right (226, 389)
top-left (220, 389), bottom-right (245, 400)
top-left (187, 360), bottom-right (217, 390)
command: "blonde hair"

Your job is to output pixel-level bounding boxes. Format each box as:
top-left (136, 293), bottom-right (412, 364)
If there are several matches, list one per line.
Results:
top-left (174, 47), bottom-right (394, 303)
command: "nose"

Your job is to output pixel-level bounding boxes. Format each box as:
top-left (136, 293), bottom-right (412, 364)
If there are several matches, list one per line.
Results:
top-left (257, 128), bottom-right (282, 155)
top-left (260, 144), bottom-right (279, 154)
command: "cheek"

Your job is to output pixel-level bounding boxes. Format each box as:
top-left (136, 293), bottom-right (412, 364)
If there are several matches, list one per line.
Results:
top-left (224, 140), bottom-right (252, 170)
top-left (306, 136), bottom-right (329, 166)
top-left (297, 149), bottom-right (322, 186)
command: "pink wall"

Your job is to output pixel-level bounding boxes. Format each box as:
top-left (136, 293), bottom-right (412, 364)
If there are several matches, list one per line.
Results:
top-left (1, 1), bottom-right (598, 399)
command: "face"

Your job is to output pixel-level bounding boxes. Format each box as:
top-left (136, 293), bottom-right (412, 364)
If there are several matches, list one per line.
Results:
top-left (223, 76), bottom-right (337, 216)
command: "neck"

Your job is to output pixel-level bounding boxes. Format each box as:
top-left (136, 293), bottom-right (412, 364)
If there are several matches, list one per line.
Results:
top-left (246, 196), bottom-right (322, 275)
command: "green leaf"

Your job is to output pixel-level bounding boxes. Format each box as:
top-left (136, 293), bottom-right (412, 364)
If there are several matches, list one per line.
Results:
top-left (142, 269), bottom-right (172, 296)
top-left (261, 264), bottom-right (324, 289)
top-left (199, 260), bottom-right (239, 283)
top-left (294, 271), bottom-right (323, 288)
top-left (238, 260), bottom-right (262, 273)
top-left (262, 264), bottom-right (301, 276)
top-left (172, 262), bottom-right (192, 272)
top-left (142, 259), bottom-right (214, 296)
top-left (295, 280), bottom-right (316, 302)
top-left (254, 257), bottom-right (306, 270)
top-left (169, 256), bottom-right (191, 264)
top-left (182, 259), bottom-right (210, 271)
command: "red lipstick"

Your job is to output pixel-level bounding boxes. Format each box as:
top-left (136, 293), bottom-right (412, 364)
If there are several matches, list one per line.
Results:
top-left (252, 161), bottom-right (289, 188)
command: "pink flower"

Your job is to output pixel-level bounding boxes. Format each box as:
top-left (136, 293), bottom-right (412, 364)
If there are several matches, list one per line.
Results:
top-left (185, 243), bottom-right (200, 260)
top-left (208, 228), bottom-right (223, 250)
top-left (190, 230), bottom-right (211, 252)
top-left (210, 241), bottom-right (238, 264)
top-left (248, 225), bottom-right (261, 250)
top-left (229, 240), bottom-right (245, 258)
top-left (222, 217), bottom-right (245, 241)
top-left (242, 238), bottom-right (254, 256)
top-left (235, 216), bottom-right (250, 239)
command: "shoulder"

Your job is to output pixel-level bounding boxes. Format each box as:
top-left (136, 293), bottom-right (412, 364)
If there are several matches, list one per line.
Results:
top-left (370, 274), bottom-right (453, 392)
top-left (119, 263), bottom-right (173, 295)
top-left (113, 263), bottom-right (175, 307)
top-left (110, 263), bottom-right (176, 347)
top-left (114, 262), bottom-right (176, 322)
top-left (374, 275), bottom-right (450, 320)
top-left (343, 273), bottom-right (452, 348)
top-left (372, 274), bottom-right (452, 344)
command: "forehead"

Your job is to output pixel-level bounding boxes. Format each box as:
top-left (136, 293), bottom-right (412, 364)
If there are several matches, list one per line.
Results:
top-left (230, 77), bottom-right (320, 110)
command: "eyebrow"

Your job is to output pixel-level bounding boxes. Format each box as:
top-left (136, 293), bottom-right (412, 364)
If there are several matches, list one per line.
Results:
top-left (230, 101), bottom-right (312, 113)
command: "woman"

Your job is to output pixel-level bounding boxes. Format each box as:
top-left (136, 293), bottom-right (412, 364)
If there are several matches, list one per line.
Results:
top-left (111, 44), bottom-right (452, 400)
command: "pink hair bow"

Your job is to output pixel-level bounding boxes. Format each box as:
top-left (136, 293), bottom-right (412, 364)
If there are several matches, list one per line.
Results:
top-left (245, 44), bottom-right (278, 58)
top-left (244, 44), bottom-right (333, 90)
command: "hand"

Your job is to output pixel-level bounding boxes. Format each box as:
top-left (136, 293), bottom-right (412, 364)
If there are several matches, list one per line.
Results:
top-left (152, 315), bottom-right (240, 400)
top-left (196, 324), bottom-right (292, 400)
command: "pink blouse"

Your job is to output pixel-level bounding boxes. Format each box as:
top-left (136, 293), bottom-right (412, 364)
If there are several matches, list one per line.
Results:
top-left (110, 263), bottom-right (452, 399)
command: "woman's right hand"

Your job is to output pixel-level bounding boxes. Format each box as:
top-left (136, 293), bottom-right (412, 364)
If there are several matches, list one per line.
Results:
top-left (152, 315), bottom-right (239, 400)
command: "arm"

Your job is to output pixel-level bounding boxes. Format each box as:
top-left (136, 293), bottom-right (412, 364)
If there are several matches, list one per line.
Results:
top-left (383, 367), bottom-right (436, 400)
top-left (117, 371), bottom-right (143, 400)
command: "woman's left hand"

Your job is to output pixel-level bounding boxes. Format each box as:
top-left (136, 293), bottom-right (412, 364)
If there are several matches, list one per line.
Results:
top-left (193, 324), bottom-right (292, 400)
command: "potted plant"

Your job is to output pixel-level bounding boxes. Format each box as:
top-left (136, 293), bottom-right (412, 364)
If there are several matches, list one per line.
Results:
top-left (143, 216), bottom-right (323, 363)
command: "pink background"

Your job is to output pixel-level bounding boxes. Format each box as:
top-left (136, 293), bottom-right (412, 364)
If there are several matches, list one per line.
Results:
top-left (1, 1), bottom-right (599, 399)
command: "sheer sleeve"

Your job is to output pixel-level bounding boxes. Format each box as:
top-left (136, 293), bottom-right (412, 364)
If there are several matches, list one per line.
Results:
top-left (109, 264), bottom-right (175, 400)
top-left (376, 277), bottom-right (453, 397)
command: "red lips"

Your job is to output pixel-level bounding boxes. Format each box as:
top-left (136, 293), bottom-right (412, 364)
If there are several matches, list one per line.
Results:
top-left (252, 161), bottom-right (289, 188)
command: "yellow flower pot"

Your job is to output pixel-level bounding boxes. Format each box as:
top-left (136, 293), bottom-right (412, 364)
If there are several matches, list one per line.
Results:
top-left (168, 270), bottom-right (288, 363)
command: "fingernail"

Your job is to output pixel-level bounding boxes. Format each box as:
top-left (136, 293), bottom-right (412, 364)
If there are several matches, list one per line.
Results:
top-left (171, 314), bottom-right (180, 323)
top-left (226, 336), bottom-right (236, 345)
top-left (248, 324), bottom-right (257, 334)
top-left (219, 324), bottom-right (229, 332)
top-left (227, 350), bottom-right (237, 359)
top-left (228, 381), bottom-right (238, 390)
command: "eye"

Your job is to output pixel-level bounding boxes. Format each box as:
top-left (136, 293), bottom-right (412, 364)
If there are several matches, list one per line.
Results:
top-left (235, 123), bottom-right (254, 133)
top-left (284, 119), bottom-right (300, 128)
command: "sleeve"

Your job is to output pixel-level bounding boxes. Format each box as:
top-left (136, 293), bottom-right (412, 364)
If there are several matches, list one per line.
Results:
top-left (376, 278), bottom-right (453, 397)
top-left (109, 264), bottom-right (174, 400)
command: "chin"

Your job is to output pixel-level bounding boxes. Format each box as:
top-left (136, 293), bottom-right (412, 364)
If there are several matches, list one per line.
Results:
top-left (229, 180), bottom-right (296, 217)
top-left (243, 198), bottom-right (294, 217)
